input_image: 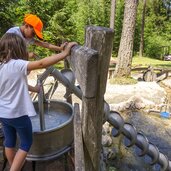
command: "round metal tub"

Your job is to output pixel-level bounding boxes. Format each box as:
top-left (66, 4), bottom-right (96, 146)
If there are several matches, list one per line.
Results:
top-left (26, 100), bottom-right (74, 161)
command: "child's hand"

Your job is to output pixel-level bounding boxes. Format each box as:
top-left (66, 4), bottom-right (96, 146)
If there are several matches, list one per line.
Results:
top-left (34, 85), bottom-right (41, 93)
top-left (60, 42), bottom-right (68, 51)
top-left (28, 52), bottom-right (36, 59)
top-left (64, 42), bottom-right (77, 56)
top-left (28, 85), bottom-right (41, 93)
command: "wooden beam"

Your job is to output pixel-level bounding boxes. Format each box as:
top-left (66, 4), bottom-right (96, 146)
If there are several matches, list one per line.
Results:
top-left (74, 103), bottom-right (85, 171)
top-left (68, 45), bottom-right (98, 98)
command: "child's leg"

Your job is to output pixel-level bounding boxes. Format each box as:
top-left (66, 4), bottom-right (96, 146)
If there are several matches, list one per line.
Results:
top-left (10, 115), bottom-right (33, 171)
top-left (0, 116), bottom-right (33, 171)
top-left (0, 120), bottom-right (17, 166)
top-left (10, 149), bottom-right (27, 171)
top-left (5, 147), bottom-right (16, 165)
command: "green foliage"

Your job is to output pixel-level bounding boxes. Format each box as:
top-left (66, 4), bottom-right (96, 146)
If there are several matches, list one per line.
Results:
top-left (144, 35), bottom-right (171, 59)
top-left (47, 0), bottom-right (77, 43)
top-left (0, 0), bottom-right (16, 36)
top-left (112, 0), bottom-right (124, 54)
top-left (67, 0), bottom-right (111, 44)
top-left (1, 0), bottom-right (171, 60)
top-left (26, 0), bottom-right (65, 27)
top-left (133, 0), bottom-right (143, 53)
top-left (142, 0), bottom-right (171, 58)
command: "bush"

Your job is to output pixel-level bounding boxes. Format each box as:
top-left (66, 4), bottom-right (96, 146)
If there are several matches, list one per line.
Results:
top-left (144, 35), bottom-right (171, 59)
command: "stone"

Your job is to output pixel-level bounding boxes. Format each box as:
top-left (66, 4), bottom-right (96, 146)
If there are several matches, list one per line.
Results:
top-left (105, 81), bottom-right (166, 112)
top-left (102, 135), bottom-right (113, 147)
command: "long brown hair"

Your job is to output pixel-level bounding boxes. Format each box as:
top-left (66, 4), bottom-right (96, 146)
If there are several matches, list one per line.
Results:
top-left (0, 33), bottom-right (28, 64)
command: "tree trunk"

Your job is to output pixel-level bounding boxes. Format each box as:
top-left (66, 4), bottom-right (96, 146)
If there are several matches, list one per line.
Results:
top-left (139, 0), bottom-right (146, 57)
top-left (114, 0), bottom-right (138, 77)
top-left (110, 0), bottom-right (116, 29)
top-left (166, 0), bottom-right (171, 20)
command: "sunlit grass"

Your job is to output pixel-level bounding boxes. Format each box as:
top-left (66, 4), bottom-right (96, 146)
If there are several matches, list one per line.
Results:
top-left (109, 77), bottom-right (138, 85)
top-left (109, 56), bottom-right (171, 85)
top-left (132, 56), bottom-right (171, 68)
top-left (112, 56), bottom-right (171, 68)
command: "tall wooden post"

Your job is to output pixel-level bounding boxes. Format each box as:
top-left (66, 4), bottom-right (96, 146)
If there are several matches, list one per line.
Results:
top-left (82, 26), bottom-right (114, 171)
top-left (68, 26), bottom-right (113, 171)
top-left (68, 43), bottom-right (99, 171)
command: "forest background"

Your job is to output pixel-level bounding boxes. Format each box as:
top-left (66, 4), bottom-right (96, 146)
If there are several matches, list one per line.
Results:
top-left (0, 0), bottom-right (171, 61)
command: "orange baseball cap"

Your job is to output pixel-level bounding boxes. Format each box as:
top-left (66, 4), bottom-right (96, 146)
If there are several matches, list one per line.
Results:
top-left (24, 14), bottom-right (43, 39)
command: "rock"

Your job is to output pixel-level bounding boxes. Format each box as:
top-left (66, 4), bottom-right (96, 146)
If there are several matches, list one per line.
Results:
top-left (102, 135), bottom-right (113, 147)
top-left (102, 122), bottom-right (111, 135)
top-left (110, 95), bottom-right (156, 112)
top-left (161, 78), bottom-right (171, 89)
top-left (105, 81), bottom-right (166, 112)
top-left (103, 147), bottom-right (117, 160)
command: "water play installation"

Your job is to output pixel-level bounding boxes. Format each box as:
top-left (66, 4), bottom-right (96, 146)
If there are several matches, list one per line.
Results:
top-left (2, 26), bottom-right (171, 171)
top-left (26, 67), bottom-right (79, 162)
top-left (27, 61), bottom-right (171, 170)
top-left (27, 100), bottom-right (74, 161)
top-left (29, 26), bottom-right (171, 171)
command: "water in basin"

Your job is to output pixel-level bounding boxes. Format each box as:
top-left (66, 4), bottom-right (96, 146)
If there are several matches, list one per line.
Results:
top-left (31, 100), bottom-right (72, 132)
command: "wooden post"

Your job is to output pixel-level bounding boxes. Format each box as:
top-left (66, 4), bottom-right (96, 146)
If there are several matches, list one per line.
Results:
top-left (74, 103), bottom-right (85, 171)
top-left (68, 45), bottom-right (98, 98)
top-left (82, 26), bottom-right (113, 171)
top-left (68, 43), bottom-right (99, 170)
top-left (68, 26), bottom-right (113, 171)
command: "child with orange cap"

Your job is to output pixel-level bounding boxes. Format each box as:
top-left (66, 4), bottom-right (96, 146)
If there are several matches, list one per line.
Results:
top-left (6, 14), bottom-right (68, 92)
top-left (6, 14), bottom-right (66, 57)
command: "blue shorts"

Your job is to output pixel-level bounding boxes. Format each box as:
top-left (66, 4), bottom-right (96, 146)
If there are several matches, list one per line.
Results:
top-left (0, 115), bottom-right (33, 152)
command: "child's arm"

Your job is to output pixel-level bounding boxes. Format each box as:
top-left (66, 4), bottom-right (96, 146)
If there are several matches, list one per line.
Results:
top-left (34, 39), bottom-right (67, 51)
top-left (28, 85), bottom-right (40, 92)
top-left (28, 52), bottom-right (36, 59)
top-left (27, 42), bottom-right (77, 71)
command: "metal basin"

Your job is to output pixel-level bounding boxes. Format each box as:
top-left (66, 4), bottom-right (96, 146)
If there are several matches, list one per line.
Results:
top-left (26, 100), bottom-right (74, 161)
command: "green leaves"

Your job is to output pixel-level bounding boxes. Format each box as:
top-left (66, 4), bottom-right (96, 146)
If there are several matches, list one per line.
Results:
top-left (1, 0), bottom-right (171, 59)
